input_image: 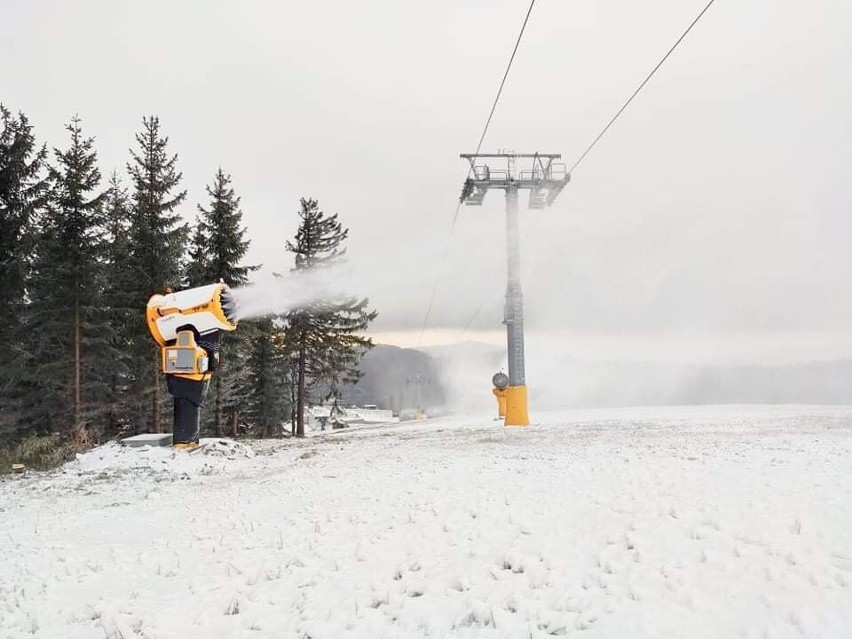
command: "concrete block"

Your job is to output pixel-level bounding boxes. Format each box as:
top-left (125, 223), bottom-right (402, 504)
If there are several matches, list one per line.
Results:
top-left (121, 433), bottom-right (173, 448)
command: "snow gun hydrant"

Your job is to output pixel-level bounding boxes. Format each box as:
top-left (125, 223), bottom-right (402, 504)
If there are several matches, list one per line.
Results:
top-left (492, 372), bottom-right (509, 420)
top-left (146, 283), bottom-right (238, 448)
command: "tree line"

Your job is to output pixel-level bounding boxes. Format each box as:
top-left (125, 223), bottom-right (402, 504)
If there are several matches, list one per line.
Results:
top-left (0, 105), bottom-right (375, 450)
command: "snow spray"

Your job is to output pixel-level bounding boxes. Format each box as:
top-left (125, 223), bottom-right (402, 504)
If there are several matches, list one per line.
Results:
top-left (229, 254), bottom-right (430, 322)
top-left (229, 267), bottom-right (353, 320)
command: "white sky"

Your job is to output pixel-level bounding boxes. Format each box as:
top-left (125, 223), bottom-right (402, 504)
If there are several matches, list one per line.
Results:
top-left (2, 0), bottom-right (851, 361)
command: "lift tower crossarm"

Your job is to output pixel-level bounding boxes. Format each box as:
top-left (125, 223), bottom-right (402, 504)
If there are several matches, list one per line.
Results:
top-left (459, 153), bottom-right (570, 209)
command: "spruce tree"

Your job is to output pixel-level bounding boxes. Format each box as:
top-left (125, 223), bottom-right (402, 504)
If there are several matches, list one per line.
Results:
top-left (187, 168), bottom-right (257, 436)
top-left (100, 173), bottom-right (135, 436)
top-left (24, 116), bottom-right (107, 441)
top-left (125, 116), bottom-right (188, 433)
top-left (193, 169), bottom-right (255, 286)
top-left (242, 317), bottom-right (289, 437)
top-left (0, 106), bottom-right (47, 439)
top-left (283, 198), bottom-right (377, 437)
top-left (184, 220), bottom-right (209, 290)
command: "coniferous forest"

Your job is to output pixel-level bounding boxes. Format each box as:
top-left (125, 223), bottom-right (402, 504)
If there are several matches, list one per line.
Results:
top-left (0, 106), bottom-right (375, 465)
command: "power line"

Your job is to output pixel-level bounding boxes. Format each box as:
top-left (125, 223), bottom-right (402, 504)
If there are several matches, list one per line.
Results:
top-left (417, 0), bottom-right (538, 347)
top-left (569, 0), bottom-right (718, 173)
top-left (416, 272), bottom-right (443, 347)
top-left (455, 0), bottom-right (719, 342)
top-left (457, 298), bottom-right (487, 342)
top-left (454, 0), bottom-right (538, 226)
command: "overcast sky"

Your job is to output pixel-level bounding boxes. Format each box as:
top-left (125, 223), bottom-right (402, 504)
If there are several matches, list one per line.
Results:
top-left (2, 0), bottom-right (851, 362)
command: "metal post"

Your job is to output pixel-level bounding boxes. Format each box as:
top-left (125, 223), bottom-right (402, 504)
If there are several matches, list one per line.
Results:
top-left (504, 187), bottom-right (525, 387)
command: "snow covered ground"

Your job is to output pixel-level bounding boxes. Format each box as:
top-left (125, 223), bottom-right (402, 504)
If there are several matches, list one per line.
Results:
top-left (2, 405), bottom-right (852, 638)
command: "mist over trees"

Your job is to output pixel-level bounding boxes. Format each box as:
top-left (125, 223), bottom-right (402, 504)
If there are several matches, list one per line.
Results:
top-left (0, 105), bottom-right (376, 449)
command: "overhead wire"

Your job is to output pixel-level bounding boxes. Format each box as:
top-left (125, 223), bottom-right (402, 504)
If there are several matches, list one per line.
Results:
top-left (569, 0), bottom-right (718, 174)
top-left (416, 0), bottom-right (538, 348)
top-left (454, 0), bottom-right (538, 227)
top-left (456, 0), bottom-right (719, 342)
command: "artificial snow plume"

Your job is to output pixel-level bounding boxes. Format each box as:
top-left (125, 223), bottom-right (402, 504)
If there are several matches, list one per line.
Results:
top-left (230, 267), bottom-right (352, 320)
top-left (230, 257), bottom-right (426, 324)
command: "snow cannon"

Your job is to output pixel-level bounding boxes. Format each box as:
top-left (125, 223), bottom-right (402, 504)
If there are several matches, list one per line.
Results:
top-left (146, 283), bottom-right (239, 447)
top-left (491, 372), bottom-right (509, 420)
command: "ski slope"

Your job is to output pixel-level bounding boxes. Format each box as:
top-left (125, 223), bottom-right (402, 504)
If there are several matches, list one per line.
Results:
top-left (1, 405), bottom-right (851, 638)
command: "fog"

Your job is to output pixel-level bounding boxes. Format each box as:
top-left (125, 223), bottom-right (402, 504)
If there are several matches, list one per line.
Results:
top-left (429, 331), bottom-right (852, 413)
top-left (3, 0), bottom-right (851, 400)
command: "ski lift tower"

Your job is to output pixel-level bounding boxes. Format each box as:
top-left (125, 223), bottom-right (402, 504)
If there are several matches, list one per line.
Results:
top-left (459, 153), bottom-right (569, 425)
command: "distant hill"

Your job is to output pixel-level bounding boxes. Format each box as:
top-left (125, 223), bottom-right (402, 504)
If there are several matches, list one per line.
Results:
top-left (337, 344), bottom-right (445, 411)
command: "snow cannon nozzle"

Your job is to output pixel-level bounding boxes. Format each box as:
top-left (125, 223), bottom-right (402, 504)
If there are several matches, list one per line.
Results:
top-left (219, 287), bottom-right (239, 324)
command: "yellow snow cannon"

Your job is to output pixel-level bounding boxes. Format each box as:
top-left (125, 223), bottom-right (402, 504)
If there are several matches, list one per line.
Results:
top-left (491, 372), bottom-right (509, 419)
top-left (146, 283), bottom-right (239, 447)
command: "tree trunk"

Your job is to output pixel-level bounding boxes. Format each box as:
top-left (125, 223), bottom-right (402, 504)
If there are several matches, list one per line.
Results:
top-left (73, 299), bottom-right (81, 432)
top-left (230, 410), bottom-right (238, 438)
top-left (152, 351), bottom-right (161, 433)
top-left (107, 372), bottom-right (118, 437)
top-left (296, 343), bottom-right (306, 438)
top-left (215, 376), bottom-right (222, 437)
top-left (290, 362), bottom-right (296, 437)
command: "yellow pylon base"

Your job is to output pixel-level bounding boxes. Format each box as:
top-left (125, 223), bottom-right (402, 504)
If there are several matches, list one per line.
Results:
top-left (504, 385), bottom-right (530, 426)
top-left (173, 442), bottom-right (199, 450)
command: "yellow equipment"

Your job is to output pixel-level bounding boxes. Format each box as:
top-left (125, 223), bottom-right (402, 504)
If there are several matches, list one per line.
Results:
top-left (492, 371), bottom-right (528, 426)
top-left (162, 330), bottom-right (210, 378)
top-left (492, 372), bottom-right (508, 419)
top-left (146, 283), bottom-right (239, 445)
top-left (148, 282), bottom-right (236, 345)
top-left (504, 385), bottom-right (530, 426)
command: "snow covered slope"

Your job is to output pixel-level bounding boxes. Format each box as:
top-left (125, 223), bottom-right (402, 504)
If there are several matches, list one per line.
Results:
top-left (1, 406), bottom-right (851, 638)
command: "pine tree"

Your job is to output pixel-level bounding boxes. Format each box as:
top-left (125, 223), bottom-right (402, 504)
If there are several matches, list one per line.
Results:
top-left (24, 116), bottom-right (107, 441)
top-left (192, 169), bottom-right (255, 286)
top-left (242, 317), bottom-right (289, 437)
top-left (187, 168), bottom-right (257, 435)
top-left (100, 173), bottom-right (135, 436)
top-left (125, 116), bottom-right (188, 433)
top-left (283, 198), bottom-right (377, 437)
top-left (0, 106), bottom-right (47, 439)
top-left (184, 219), bottom-right (209, 290)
